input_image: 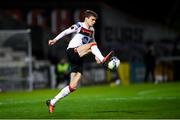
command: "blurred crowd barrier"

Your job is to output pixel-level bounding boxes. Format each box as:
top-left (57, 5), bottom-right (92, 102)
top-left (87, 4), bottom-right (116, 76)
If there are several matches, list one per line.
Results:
top-left (0, 60), bottom-right (177, 91)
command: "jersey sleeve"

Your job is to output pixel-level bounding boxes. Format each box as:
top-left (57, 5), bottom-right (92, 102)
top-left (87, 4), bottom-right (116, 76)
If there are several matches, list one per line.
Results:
top-left (54, 23), bottom-right (81, 41)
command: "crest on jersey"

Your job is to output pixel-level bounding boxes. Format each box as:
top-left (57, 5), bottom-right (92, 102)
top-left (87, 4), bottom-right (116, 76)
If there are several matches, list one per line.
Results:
top-left (82, 37), bottom-right (89, 44)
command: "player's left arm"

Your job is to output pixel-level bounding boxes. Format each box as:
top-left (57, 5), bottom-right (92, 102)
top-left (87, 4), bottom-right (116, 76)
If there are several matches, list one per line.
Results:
top-left (48, 24), bottom-right (78, 46)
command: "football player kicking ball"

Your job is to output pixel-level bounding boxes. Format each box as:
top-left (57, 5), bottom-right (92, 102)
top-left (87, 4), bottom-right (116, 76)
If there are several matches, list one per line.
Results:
top-left (46, 10), bottom-right (112, 113)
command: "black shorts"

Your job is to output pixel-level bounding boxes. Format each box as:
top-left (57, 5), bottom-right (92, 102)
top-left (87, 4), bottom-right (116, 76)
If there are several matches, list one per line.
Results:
top-left (66, 48), bottom-right (83, 74)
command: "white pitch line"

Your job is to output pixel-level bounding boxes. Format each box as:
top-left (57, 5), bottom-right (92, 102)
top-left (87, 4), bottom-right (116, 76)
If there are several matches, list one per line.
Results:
top-left (104, 96), bottom-right (179, 101)
top-left (138, 89), bottom-right (158, 95)
top-left (0, 100), bottom-right (42, 105)
top-left (0, 96), bottom-right (179, 106)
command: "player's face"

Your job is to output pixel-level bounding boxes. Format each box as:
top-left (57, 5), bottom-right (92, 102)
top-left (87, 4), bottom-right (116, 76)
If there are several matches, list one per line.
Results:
top-left (86, 16), bottom-right (96, 27)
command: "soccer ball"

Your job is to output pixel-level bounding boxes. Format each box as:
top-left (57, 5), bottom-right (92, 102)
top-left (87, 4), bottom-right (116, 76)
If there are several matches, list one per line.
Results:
top-left (108, 57), bottom-right (120, 70)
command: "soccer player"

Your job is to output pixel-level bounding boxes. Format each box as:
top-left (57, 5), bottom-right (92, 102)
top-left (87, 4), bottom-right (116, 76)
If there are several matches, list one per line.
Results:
top-left (46, 10), bottom-right (112, 113)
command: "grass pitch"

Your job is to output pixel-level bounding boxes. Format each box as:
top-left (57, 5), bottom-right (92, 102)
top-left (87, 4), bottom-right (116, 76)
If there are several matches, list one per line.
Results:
top-left (0, 82), bottom-right (180, 119)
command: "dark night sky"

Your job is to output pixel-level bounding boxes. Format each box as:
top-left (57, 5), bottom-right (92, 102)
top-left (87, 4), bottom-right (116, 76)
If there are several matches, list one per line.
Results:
top-left (104, 1), bottom-right (180, 24)
top-left (0, 0), bottom-right (180, 28)
top-left (101, 0), bottom-right (180, 29)
top-left (0, 0), bottom-right (179, 19)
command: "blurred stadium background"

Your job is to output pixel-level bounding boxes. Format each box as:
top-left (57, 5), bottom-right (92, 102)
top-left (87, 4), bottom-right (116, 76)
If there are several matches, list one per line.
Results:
top-left (0, 0), bottom-right (180, 119)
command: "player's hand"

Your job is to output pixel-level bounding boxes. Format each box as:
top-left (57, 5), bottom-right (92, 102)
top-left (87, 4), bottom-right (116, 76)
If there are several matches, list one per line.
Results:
top-left (48, 39), bottom-right (57, 46)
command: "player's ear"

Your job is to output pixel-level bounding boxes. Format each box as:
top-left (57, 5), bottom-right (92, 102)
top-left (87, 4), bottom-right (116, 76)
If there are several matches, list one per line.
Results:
top-left (84, 17), bottom-right (88, 21)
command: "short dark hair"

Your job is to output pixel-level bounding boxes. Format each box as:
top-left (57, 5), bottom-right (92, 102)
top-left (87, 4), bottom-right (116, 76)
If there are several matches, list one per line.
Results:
top-left (84, 10), bottom-right (98, 18)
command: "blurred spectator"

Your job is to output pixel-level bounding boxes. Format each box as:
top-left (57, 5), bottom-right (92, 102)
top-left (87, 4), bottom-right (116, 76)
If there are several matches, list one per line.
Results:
top-left (55, 58), bottom-right (70, 88)
top-left (144, 42), bottom-right (156, 83)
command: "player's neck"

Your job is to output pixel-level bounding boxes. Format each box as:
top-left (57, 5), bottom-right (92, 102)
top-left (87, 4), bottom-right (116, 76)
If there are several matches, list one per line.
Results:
top-left (83, 22), bottom-right (90, 29)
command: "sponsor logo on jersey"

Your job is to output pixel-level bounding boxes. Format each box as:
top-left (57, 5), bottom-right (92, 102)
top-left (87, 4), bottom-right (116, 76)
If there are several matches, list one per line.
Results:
top-left (79, 27), bottom-right (93, 37)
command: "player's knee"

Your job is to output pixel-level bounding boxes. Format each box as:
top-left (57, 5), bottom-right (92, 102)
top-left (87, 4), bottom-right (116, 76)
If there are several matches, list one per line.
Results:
top-left (68, 85), bottom-right (76, 92)
top-left (90, 42), bottom-right (97, 48)
top-left (69, 73), bottom-right (81, 91)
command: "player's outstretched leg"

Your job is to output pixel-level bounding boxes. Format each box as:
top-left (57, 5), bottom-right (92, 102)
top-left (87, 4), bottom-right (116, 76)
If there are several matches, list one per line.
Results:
top-left (102, 51), bottom-right (113, 63)
top-left (46, 85), bottom-right (75, 113)
top-left (46, 100), bottom-right (54, 113)
top-left (45, 73), bottom-right (80, 113)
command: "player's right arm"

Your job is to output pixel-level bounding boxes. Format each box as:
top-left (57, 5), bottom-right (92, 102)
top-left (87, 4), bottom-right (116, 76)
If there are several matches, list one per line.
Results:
top-left (48, 24), bottom-right (79, 46)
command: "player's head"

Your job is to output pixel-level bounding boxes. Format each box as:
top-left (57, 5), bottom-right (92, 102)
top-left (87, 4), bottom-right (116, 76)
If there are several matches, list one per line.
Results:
top-left (84, 10), bottom-right (98, 27)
